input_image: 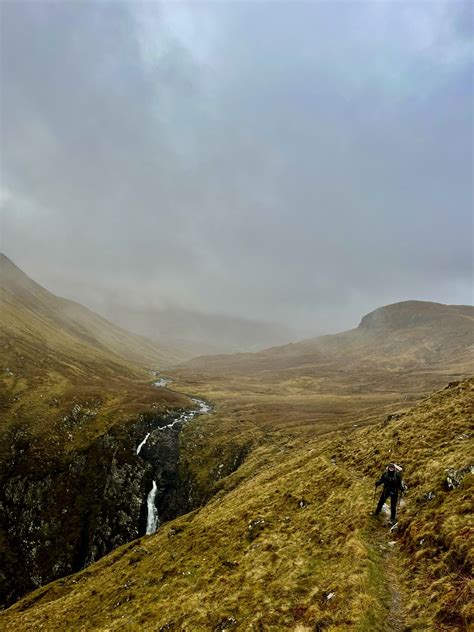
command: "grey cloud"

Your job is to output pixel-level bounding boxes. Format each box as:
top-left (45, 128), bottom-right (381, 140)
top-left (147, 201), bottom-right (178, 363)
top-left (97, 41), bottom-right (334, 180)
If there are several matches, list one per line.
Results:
top-left (1, 1), bottom-right (472, 336)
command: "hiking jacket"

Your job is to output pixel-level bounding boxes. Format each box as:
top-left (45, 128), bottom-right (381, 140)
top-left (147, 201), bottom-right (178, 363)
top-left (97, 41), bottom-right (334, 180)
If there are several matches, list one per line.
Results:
top-left (375, 470), bottom-right (403, 493)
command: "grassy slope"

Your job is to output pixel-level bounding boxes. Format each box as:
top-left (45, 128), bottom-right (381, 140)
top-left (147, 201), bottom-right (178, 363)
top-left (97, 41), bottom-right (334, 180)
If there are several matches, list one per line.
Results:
top-left (0, 253), bottom-right (181, 369)
top-left (0, 254), bottom-right (189, 464)
top-left (0, 257), bottom-right (195, 609)
top-left (3, 379), bottom-right (472, 631)
top-left (1, 260), bottom-right (472, 628)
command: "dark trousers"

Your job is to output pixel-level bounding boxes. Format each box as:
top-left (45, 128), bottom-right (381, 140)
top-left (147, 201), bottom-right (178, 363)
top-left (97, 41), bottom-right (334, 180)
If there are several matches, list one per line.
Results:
top-left (375, 488), bottom-right (398, 521)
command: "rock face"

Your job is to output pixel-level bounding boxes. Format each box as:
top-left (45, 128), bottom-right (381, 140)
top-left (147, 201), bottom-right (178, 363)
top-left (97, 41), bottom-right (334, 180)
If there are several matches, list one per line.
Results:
top-left (0, 409), bottom-right (213, 607)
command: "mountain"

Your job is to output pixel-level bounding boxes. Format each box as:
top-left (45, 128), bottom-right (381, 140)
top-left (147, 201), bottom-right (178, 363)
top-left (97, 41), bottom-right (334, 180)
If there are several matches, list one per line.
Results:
top-left (3, 378), bottom-right (472, 630)
top-left (170, 300), bottom-right (473, 442)
top-left (0, 255), bottom-right (193, 605)
top-left (182, 300), bottom-right (474, 375)
top-left (1, 260), bottom-right (472, 624)
top-left (0, 253), bottom-right (182, 373)
top-left (100, 304), bottom-right (295, 358)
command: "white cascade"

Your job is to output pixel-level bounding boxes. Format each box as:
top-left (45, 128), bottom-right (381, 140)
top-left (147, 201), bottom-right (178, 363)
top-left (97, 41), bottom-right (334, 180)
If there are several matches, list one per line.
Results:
top-left (146, 480), bottom-right (159, 534)
top-left (139, 397), bottom-right (211, 535)
top-left (136, 432), bottom-right (150, 455)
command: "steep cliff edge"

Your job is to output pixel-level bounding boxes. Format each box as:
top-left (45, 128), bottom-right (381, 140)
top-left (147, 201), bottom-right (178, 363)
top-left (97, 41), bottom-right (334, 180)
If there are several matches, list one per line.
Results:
top-left (0, 408), bottom-right (179, 605)
top-left (0, 257), bottom-right (255, 608)
top-left (0, 397), bottom-right (255, 608)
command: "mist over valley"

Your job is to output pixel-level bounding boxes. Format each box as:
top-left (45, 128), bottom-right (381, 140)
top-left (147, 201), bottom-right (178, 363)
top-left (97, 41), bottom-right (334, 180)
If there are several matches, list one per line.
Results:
top-left (1, 1), bottom-right (472, 630)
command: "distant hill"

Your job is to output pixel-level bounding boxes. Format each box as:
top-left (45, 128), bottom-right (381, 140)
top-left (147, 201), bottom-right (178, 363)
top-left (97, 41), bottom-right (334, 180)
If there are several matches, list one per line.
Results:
top-left (0, 252), bottom-right (189, 457)
top-left (183, 300), bottom-right (474, 374)
top-left (101, 304), bottom-right (295, 358)
top-left (0, 253), bottom-right (182, 376)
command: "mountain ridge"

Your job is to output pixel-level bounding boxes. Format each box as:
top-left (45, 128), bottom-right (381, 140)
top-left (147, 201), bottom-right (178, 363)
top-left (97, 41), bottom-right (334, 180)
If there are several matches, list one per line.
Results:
top-left (0, 255), bottom-right (194, 606)
top-left (0, 253), bottom-right (181, 369)
top-left (182, 299), bottom-right (474, 374)
top-left (1, 255), bottom-right (472, 623)
top-left (358, 299), bottom-right (474, 331)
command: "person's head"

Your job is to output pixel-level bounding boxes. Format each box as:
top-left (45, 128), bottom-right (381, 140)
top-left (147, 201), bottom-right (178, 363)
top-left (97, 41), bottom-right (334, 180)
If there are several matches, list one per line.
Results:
top-left (388, 463), bottom-right (396, 472)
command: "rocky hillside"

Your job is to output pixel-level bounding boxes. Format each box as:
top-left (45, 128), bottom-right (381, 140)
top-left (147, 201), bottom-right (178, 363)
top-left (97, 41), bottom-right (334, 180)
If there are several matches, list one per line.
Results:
top-left (1, 262), bottom-right (472, 626)
top-left (0, 255), bottom-right (205, 606)
top-left (2, 379), bottom-right (472, 630)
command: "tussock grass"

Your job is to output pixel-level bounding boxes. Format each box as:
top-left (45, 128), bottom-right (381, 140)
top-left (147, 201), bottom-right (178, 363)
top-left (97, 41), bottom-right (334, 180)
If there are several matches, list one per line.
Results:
top-left (3, 379), bottom-right (472, 631)
top-left (334, 379), bottom-right (473, 630)
top-left (2, 448), bottom-right (379, 630)
top-left (3, 261), bottom-right (472, 628)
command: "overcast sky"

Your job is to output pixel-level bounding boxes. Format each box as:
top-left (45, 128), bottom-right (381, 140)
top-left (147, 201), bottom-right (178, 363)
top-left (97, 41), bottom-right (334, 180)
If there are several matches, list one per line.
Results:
top-left (1, 1), bottom-right (472, 335)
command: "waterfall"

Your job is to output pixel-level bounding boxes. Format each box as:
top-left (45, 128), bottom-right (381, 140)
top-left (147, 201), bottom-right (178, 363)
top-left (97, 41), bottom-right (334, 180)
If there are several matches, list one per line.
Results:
top-left (153, 378), bottom-right (171, 387)
top-left (139, 398), bottom-right (211, 535)
top-left (146, 481), bottom-right (159, 534)
top-left (136, 432), bottom-right (150, 455)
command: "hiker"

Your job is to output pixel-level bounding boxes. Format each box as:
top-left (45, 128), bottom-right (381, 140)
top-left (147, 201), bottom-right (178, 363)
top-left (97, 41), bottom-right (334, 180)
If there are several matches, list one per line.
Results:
top-left (373, 463), bottom-right (405, 524)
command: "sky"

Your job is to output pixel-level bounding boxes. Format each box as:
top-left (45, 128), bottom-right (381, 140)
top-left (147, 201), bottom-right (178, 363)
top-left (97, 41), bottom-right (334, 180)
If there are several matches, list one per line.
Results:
top-left (1, 0), bottom-right (473, 336)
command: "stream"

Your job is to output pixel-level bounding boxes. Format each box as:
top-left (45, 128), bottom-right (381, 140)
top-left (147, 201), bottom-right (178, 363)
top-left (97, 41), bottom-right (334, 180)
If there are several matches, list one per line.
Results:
top-left (138, 391), bottom-right (212, 534)
top-left (151, 370), bottom-right (172, 388)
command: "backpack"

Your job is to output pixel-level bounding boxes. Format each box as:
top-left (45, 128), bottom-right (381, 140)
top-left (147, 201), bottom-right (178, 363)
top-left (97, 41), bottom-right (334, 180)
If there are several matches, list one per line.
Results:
top-left (386, 463), bottom-right (407, 491)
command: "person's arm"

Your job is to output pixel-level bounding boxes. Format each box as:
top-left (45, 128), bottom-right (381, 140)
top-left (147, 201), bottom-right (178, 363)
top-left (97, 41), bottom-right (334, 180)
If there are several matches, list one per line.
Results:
top-left (375, 472), bottom-right (386, 487)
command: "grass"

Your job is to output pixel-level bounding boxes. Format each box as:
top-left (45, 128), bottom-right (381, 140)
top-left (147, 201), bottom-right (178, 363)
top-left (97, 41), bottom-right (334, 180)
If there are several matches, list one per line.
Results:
top-left (1, 264), bottom-right (472, 629)
top-left (0, 254), bottom-right (189, 464)
top-left (0, 263), bottom-right (195, 607)
top-left (169, 359), bottom-right (467, 440)
top-left (2, 378), bottom-right (472, 630)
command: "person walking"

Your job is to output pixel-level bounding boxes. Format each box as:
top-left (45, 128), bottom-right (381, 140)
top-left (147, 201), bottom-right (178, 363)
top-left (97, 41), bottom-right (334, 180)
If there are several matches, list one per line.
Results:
top-left (373, 463), bottom-right (405, 525)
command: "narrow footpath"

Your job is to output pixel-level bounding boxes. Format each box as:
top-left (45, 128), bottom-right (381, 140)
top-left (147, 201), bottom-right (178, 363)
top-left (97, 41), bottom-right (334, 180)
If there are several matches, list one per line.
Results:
top-left (366, 500), bottom-right (409, 632)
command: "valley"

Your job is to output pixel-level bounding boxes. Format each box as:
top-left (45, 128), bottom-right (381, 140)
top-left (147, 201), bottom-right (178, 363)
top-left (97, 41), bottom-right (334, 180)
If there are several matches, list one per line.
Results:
top-left (0, 256), bottom-right (212, 606)
top-left (3, 3), bottom-right (472, 628)
top-left (0, 257), bottom-right (472, 630)
top-left (170, 300), bottom-right (473, 438)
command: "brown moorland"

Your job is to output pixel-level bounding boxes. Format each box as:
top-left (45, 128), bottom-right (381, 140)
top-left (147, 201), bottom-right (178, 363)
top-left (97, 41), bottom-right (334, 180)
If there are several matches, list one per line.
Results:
top-left (1, 256), bottom-right (472, 629)
top-left (0, 255), bottom-right (192, 605)
top-left (2, 378), bottom-right (472, 631)
top-left (171, 300), bottom-right (473, 439)
top-left (0, 253), bottom-right (190, 459)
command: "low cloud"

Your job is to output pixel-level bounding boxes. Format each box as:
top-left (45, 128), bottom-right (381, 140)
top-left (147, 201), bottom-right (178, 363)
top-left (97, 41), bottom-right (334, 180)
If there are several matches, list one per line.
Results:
top-left (1, 1), bottom-right (472, 335)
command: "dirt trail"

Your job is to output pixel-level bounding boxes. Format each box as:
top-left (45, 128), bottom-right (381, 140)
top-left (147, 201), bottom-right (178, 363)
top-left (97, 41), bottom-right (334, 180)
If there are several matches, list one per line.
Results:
top-left (385, 549), bottom-right (407, 632)
top-left (370, 508), bottom-right (409, 632)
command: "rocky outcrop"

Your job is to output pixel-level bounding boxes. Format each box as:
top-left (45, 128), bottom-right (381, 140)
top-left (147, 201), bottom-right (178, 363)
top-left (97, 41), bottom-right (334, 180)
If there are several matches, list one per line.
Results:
top-left (0, 404), bottom-right (233, 608)
top-left (445, 465), bottom-right (474, 490)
